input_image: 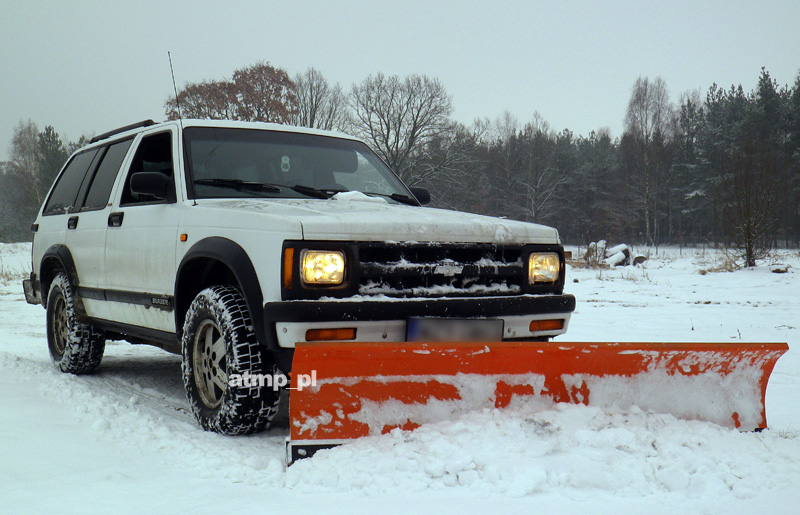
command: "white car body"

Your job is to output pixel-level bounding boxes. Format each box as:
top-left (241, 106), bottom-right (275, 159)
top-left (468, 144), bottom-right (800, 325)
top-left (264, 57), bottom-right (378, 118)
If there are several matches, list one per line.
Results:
top-left (26, 120), bottom-right (575, 371)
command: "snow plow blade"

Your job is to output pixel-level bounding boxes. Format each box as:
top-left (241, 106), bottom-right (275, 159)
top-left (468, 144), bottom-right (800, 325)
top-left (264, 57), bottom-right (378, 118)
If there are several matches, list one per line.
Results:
top-left (287, 341), bottom-right (787, 463)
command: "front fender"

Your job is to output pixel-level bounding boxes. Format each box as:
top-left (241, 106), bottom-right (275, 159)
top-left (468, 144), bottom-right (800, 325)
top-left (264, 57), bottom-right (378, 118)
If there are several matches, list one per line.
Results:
top-left (175, 237), bottom-right (268, 347)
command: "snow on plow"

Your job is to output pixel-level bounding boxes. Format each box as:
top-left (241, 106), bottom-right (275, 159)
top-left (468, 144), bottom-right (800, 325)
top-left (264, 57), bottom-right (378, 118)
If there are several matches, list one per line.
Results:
top-left (287, 341), bottom-right (787, 463)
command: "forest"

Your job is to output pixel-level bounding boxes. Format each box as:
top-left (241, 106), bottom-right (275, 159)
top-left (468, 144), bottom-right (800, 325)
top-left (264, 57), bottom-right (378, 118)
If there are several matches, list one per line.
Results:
top-left (2, 63), bottom-right (798, 266)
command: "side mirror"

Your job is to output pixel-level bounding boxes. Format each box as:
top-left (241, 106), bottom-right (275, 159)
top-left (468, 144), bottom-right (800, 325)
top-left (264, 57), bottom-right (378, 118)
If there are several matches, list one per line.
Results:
top-left (130, 172), bottom-right (171, 200)
top-left (409, 186), bottom-right (431, 206)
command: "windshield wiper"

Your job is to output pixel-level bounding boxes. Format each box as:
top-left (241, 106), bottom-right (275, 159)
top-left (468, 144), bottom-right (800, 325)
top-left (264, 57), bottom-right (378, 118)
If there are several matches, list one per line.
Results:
top-left (362, 192), bottom-right (421, 206)
top-left (194, 179), bottom-right (347, 200)
top-left (194, 179), bottom-right (417, 206)
top-left (194, 178), bottom-right (281, 193)
top-left (288, 184), bottom-right (340, 199)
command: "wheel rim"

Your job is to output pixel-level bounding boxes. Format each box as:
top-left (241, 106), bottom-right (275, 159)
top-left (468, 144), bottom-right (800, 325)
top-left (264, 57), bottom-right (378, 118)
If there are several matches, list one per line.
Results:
top-left (193, 319), bottom-right (228, 409)
top-left (51, 296), bottom-right (68, 355)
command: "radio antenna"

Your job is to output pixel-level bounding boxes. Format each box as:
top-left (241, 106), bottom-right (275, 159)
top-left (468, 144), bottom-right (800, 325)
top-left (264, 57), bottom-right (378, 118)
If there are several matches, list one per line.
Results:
top-left (168, 51), bottom-right (183, 123)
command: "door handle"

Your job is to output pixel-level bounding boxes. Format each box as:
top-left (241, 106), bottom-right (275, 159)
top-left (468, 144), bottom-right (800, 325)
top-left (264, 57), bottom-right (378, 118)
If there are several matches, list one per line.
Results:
top-left (108, 212), bottom-right (124, 228)
top-left (67, 216), bottom-right (78, 230)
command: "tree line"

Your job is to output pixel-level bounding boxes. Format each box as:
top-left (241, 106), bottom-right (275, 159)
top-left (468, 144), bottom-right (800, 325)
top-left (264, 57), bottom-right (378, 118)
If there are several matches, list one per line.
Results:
top-left (2, 62), bottom-right (798, 266)
top-left (0, 123), bottom-right (88, 241)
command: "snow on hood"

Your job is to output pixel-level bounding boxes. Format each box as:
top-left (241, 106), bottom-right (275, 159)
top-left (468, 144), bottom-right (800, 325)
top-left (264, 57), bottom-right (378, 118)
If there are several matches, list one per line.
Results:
top-left (331, 191), bottom-right (389, 204)
top-left (197, 198), bottom-right (559, 244)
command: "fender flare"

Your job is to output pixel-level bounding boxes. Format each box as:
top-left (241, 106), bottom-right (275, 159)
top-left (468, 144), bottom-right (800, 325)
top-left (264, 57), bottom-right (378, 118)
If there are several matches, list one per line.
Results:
top-left (40, 244), bottom-right (88, 317)
top-left (175, 237), bottom-right (270, 348)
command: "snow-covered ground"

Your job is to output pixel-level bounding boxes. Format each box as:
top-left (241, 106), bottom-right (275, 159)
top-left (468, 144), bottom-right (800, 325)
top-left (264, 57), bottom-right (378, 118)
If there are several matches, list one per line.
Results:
top-left (1, 243), bottom-right (798, 513)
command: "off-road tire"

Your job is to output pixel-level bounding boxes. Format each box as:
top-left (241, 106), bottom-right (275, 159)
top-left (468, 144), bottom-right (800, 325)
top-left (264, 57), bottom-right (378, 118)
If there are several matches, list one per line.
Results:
top-left (46, 272), bottom-right (105, 374)
top-left (181, 286), bottom-right (280, 435)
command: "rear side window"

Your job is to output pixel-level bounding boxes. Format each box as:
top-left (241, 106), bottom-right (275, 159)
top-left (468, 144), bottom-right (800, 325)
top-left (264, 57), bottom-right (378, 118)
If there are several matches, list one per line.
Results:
top-left (42, 149), bottom-right (100, 216)
top-left (120, 132), bottom-right (174, 205)
top-left (82, 138), bottom-right (134, 211)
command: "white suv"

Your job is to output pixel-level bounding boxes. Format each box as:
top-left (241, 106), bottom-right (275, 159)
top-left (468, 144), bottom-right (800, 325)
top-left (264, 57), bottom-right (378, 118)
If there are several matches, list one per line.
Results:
top-left (23, 119), bottom-right (575, 434)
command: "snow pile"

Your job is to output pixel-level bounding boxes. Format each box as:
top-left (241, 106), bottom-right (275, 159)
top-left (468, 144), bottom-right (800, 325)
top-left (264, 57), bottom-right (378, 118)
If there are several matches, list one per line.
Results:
top-left (304, 373), bottom-right (550, 438)
top-left (563, 366), bottom-right (766, 429)
top-left (286, 403), bottom-right (800, 500)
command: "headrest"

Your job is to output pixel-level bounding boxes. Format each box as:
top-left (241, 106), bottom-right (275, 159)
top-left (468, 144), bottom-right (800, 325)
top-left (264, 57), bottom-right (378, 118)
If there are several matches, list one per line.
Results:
top-left (303, 147), bottom-right (359, 174)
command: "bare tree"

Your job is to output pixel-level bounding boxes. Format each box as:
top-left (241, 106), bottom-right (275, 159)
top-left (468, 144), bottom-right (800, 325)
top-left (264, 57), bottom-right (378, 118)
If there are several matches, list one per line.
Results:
top-left (480, 112), bottom-right (567, 224)
top-left (624, 76), bottom-right (675, 245)
top-left (518, 119), bottom-right (567, 223)
top-left (731, 140), bottom-right (774, 266)
top-left (492, 111), bottom-right (519, 142)
top-left (291, 68), bottom-right (349, 131)
top-left (8, 120), bottom-right (43, 207)
top-left (349, 73), bottom-right (453, 182)
top-left (484, 112), bottom-right (522, 218)
top-left (0, 121), bottom-right (47, 240)
top-left (165, 62), bottom-right (297, 124)
top-left (410, 119), bottom-right (488, 196)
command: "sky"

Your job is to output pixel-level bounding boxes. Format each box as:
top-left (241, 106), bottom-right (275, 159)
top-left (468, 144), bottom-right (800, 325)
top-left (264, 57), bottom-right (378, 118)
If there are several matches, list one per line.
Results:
top-left (1, 0), bottom-right (799, 162)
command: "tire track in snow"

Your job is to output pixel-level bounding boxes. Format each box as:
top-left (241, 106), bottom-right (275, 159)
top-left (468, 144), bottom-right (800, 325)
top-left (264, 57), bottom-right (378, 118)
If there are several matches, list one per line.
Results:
top-left (0, 347), bottom-right (289, 487)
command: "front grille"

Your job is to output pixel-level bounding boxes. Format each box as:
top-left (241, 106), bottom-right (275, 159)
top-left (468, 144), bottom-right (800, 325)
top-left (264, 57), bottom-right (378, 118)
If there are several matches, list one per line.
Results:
top-left (356, 243), bottom-right (525, 298)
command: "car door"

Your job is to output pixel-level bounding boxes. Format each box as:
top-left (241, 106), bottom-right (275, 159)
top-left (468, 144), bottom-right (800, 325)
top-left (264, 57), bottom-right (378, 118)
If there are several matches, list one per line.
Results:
top-left (34, 147), bottom-right (102, 295)
top-left (65, 138), bottom-right (135, 321)
top-left (103, 127), bottom-right (180, 333)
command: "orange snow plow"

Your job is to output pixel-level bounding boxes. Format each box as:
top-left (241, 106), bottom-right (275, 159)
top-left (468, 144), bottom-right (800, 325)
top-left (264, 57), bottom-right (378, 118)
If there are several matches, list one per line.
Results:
top-left (287, 341), bottom-right (787, 463)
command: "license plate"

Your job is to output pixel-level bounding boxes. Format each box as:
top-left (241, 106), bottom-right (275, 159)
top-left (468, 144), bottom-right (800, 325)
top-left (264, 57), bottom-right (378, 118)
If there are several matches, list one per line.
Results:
top-left (407, 318), bottom-right (504, 342)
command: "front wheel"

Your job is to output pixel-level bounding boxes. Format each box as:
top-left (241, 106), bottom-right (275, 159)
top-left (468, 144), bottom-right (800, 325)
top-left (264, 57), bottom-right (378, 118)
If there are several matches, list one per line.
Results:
top-left (181, 286), bottom-right (280, 435)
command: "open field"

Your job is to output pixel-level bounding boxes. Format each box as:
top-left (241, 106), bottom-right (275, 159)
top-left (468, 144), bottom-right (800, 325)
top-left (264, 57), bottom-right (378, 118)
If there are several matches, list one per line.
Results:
top-left (1, 243), bottom-right (798, 513)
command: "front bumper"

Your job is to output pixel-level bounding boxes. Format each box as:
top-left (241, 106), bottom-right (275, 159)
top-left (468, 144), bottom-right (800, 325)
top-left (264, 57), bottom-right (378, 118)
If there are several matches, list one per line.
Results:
top-left (265, 294), bottom-right (576, 348)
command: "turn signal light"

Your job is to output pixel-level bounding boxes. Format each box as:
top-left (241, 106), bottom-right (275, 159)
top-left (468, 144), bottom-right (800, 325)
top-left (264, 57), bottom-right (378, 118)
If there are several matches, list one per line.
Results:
top-left (305, 328), bottom-right (357, 341)
top-left (529, 319), bottom-right (564, 332)
top-left (283, 248), bottom-right (295, 290)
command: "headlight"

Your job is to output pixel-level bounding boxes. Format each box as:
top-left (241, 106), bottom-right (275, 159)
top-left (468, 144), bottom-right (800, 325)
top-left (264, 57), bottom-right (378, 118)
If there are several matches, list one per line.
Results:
top-left (528, 253), bottom-right (560, 283)
top-left (300, 250), bottom-right (345, 285)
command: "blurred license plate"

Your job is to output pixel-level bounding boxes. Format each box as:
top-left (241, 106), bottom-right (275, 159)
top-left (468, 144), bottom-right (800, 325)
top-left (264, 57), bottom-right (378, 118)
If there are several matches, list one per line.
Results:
top-left (407, 318), bottom-right (504, 342)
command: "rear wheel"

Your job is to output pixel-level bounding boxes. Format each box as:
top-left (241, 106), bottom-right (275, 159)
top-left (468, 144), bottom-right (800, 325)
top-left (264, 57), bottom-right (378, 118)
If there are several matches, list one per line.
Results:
top-left (181, 286), bottom-right (280, 435)
top-left (46, 272), bottom-right (105, 374)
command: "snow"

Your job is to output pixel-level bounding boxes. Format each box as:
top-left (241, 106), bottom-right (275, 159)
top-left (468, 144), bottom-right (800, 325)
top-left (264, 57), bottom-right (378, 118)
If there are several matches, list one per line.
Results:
top-left (1, 243), bottom-right (798, 512)
top-left (604, 250), bottom-right (628, 266)
top-left (605, 243), bottom-right (630, 256)
top-left (359, 280), bottom-right (520, 297)
top-left (331, 191), bottom-right (388, 203)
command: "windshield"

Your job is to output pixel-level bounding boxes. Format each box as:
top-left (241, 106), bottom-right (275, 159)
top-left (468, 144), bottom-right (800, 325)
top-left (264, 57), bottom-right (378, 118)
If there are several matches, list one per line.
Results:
top-left (183, 127), bottom-right (412, 202)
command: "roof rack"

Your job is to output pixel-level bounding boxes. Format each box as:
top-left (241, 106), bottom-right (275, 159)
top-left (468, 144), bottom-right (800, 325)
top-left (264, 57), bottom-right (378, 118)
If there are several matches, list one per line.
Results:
top-left (89, 119), bottom-right (156, 144)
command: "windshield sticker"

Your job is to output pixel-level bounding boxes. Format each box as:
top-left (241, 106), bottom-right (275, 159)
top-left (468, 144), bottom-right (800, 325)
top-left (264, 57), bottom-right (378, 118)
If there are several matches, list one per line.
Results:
top-left (281, 155), bottom-right (291, 172)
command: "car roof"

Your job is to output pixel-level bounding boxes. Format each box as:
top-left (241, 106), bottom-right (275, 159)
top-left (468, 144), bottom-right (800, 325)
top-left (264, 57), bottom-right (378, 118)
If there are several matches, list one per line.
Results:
top-left (79, 119), bottom-right (361, 155)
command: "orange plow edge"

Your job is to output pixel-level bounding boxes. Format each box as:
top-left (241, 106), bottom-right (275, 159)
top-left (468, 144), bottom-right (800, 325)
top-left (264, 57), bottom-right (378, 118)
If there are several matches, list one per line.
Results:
top-left (287, 341), bottom-right (788, 463)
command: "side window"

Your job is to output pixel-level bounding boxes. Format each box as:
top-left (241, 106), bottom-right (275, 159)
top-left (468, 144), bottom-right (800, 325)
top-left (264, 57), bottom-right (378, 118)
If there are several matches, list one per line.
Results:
top-left (42, 149), bottom-right (101, 216)
top-left (82, 138), bottom-right (134, 211)
top-left (120, 132), bottom-right (174, 205)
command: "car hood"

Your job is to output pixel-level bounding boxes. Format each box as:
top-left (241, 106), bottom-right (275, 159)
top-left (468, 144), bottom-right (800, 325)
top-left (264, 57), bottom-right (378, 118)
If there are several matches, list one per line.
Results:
top-left (197, 196), bottom-right (559, 244)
